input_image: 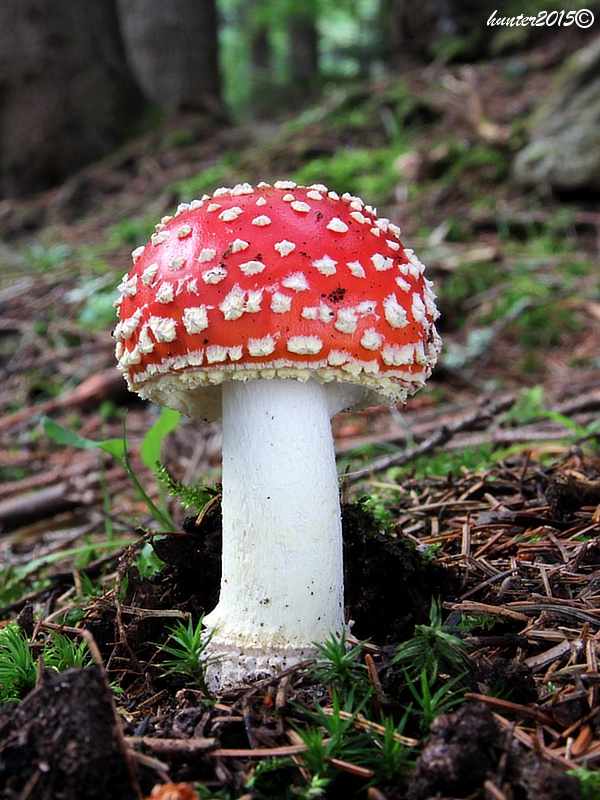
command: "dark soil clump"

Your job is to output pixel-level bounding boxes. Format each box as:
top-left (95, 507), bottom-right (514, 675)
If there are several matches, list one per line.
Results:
top-left (0, 666), bottom-right (138, 800)
top-left (342, 501), bottom-right (456, 642)
top-left (406, 702), bottom-right (582, 800)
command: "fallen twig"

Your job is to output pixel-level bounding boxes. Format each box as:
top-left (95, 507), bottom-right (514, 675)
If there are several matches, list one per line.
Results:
top-left (346, 396), bottom-right (515, 484)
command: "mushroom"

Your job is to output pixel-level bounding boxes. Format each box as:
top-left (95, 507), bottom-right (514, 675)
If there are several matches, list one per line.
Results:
top-left (114, 180), bottom-right (441, 690)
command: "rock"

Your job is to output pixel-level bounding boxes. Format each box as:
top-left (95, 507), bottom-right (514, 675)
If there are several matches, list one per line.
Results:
top-left (513, 37), bottom-right (600, 191)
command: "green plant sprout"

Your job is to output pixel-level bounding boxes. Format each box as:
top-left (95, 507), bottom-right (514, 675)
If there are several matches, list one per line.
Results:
top-left (569, 766), bottom-right (600, 800)
top-left (156, 615), bottom-right (217, 696)
top-left (153, 462), bottom-right (220, 512)
top-left (42, 406), bottom-right (224, 534)
top-left (0, 623), bottom-right (37, 703)
top-left (401, 669), bottom-right (468, 732)
top-left (311, 631), bottom-right (371, 698)
top-left (392, 597), bottom-right (471, 684)
top-left (42, 408), bottom-right (180, 531)
top-left (292, 690), bottom-right (373, 793)
top-left (0, 623), bottom-right (93, 703)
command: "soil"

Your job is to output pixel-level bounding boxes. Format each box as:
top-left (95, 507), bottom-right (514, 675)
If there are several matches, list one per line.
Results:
top-left (0, 24), bottom-right (599, 800)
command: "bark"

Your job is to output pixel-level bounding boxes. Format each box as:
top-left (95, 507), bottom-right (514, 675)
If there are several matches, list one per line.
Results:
top-left (288, 0), bottom-right (319, 95)
top-left (0, 0), bottom-right (146, 199)
top-left (117, 0), bottom-right (223, 116)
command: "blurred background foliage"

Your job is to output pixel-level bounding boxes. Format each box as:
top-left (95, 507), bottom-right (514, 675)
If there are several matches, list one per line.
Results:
top-left (1, 0), bottom-right (597, 198)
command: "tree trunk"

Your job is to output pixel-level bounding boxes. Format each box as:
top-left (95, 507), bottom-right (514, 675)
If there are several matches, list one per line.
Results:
top-left (0, 0), bottom-right (146, 199)
top-left (117, 0), bottom-right (223, 117)
top-left (288, 0), bottom-right (319, 95)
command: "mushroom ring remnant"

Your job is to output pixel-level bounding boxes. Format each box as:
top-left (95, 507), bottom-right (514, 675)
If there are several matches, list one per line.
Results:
top-left (114, 180), bottom-right (442, 689)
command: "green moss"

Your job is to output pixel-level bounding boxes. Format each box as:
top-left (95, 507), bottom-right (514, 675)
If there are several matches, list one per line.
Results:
top-left (437, 260), bottom-right (502, 326)
top-left (430, 139), bottom-right (509, 187)
top-left (173, 161), bottom-right (239, 202)
top-left (292, 145), bottom-right (402, 201)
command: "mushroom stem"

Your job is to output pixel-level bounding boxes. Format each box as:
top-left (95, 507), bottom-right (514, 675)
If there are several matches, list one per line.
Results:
top-left (203, 377), bottom-right (345, 689)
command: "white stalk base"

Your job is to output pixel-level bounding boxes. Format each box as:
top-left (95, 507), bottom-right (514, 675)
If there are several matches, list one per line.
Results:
top-left (203, 378), bottom-right (349, 690)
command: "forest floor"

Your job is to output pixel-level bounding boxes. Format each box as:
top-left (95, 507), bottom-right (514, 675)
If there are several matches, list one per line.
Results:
top-left (0, 27), bottom-right (600, 800)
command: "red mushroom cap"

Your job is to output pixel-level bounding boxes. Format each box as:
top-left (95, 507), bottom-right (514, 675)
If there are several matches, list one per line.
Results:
top-left (114, 181), bottom-right (441, 419)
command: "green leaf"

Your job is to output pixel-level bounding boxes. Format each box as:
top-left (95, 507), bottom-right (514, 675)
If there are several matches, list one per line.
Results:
top-left (41, 416), bottom-right (126, 460)
top-left (140, 408), bottom-right (180, 470)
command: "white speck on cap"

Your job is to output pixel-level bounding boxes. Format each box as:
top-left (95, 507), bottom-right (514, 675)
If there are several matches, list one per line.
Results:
top-left (168, 257), bottom-right (186, 271)
top-left (287, 335), bottom-right (323, 355)
top-left (301, 307), bottom-right (318, 321)
top-left (183, 306), bottom-right (209, 334)
top-left (141, 263), bottom-right (159, 285)
top-left (206, 344), bottom-right (228, 363)
top-left (382, 343), bottom-right (414, 366)
top-left (151, 231), bottom-right (169, 246)
top-left (244, 289), bottom-right (263, 313)
top-left (198, 248), bottom-right (217, 263)
top-left (327, 350), bottom-right (349, 366)
top-left (230, 238), bottom-right (249, 253)
top-left (346, 260), bottom-right (366, 278)
top-left (274, 240), bottom-right (296, 257)
top-left (248, 335), bottom-right (276, 357)
top-left (118, 275), bottom-right (138, 297)
top-left (334, 308), bottom-right (358, 335)
top-left (384, 294), bottom-right (409, 329)
top-left (149, 316), bottom-right (177, 343)
top-left (202, 266), bottom-right (227, 284)
top-left (138, 326), bottom-right (154, 354)
top-left (361, 328), bottom-right (383, 350)
top-left (239, 260), bottom-right (265, 275)
top-left (319, 303), bottom-right (335, 323)
top-left (177, 225), bottom-right (192, 239)
top-left (252, 215), bottom-right (272, 227)
top-left (156, 283), bottom-right (175, 304)
top-left (132, 246), bottom-right (145, 263)
top-left (356, 300), bottom-right (377, 316)
top-left (312, 255), bottom-right (337, 275)
top-left (230, 182), bottom-right (254, 196)
top-left (291, 201), bottom-right (311, 213)
top-left (411, 293), bottom-right (427, 323)
top-left (326, 217), bottom-right (348, 233)
top-left (396, 276), bottom-right (411, 293)
top-left (281, 272), bottom-right (308, 292)
top-left (371, 254), bottom-right (394, 271)
top-left (219, 207), bottom-right (244, 222)
top-left (271, 293), bottom-right (292, 313)
top-left (220, 285), bottom-right (246, 320)
top-left (119, 308), bottom-right (142, 339)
